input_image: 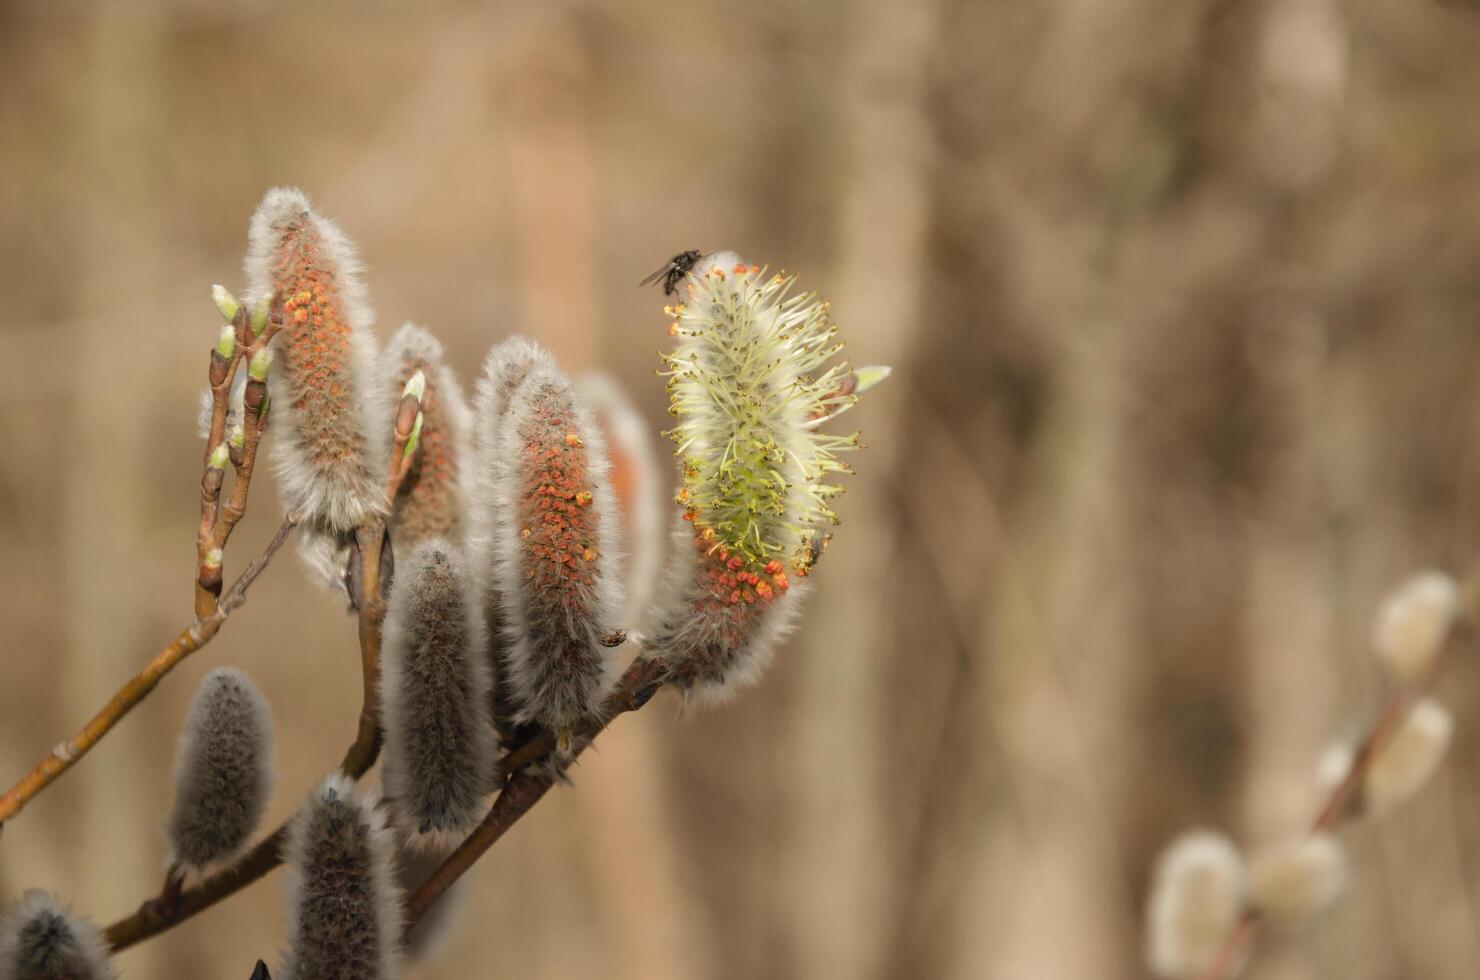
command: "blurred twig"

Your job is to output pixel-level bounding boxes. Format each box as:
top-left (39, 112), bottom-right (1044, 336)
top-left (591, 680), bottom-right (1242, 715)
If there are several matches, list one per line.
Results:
top-left (1196, 613), bottom-right (1476, 980)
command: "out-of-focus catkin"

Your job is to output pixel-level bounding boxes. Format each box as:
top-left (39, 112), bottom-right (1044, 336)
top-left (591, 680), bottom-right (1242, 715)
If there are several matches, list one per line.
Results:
top-left (1371, 570), bottom-right (1460, 683)
top-left (381, 540), bottom-right (495, 839)
top-left (578, 373), bottom-right (665, 628)
top-left (1247, 833), bottom-right (1347, 924)
top-left (165, 667), bottom-right (275, 873)
top-left (245, 188), bottom-right (387, 591)
top-left (1364, 697), bottom-right (1452, 815)
top-left (488, 363), bottom-right (624, 744)
top-left (1146, 830), bottom-right (1248, 979)
top-left (647, 251), bottom-right (885, 704)
top-left (382, 324), bottom-right (472, 553)
top-left (0, 890), bottom-right (114, 980)
top-left (281, 775), bottom-right (400, 980)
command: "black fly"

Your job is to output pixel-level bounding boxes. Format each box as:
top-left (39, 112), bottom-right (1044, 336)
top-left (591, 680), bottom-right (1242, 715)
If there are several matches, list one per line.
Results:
top-left (640, 249), bottom-right (705, 296)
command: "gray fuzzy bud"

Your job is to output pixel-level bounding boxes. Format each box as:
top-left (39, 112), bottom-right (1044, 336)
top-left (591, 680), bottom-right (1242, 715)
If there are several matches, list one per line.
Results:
top-left (489, 365), bottom-right (625, 740)
top-left (166, 667), bottom-right (275, 873)
top-left (281, 775), bottom-right (401, 980)
top-left (0, 890), bottom-right (114, 980)
top-left (381, 540), bottom-right (496, 839)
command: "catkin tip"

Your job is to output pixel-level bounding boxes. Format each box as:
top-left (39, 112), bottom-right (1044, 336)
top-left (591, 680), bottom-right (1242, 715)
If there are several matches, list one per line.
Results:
top-left (281, 775), bottom-right (401, 980)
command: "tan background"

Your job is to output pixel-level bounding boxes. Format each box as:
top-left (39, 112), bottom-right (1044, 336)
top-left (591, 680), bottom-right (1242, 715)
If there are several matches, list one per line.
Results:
top-left (5, 0), bottom-right (1480, 977)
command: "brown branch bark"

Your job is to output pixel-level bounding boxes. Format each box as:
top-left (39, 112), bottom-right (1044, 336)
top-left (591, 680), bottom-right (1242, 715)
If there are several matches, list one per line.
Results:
top-left (104, 387), bottom-right (422, 953)
top-left (1195, 615), bottom-right (1475, 980)
top-left (0, 517), bottom-right (298, 829)
top-left (404, 655), bottom-right (670, 932)
top-left (105, 519), bottom-right (392, 952)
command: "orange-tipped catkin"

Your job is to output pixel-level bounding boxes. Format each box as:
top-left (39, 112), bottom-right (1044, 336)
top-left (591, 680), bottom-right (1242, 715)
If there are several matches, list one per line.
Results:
top-left (382, 323), bottom-right (473, 553)
top-left (487, 362), bottom-right (624, 743)
top-left (380, 540), bottom-right (495, 841)
top-left (245, 188), bottom-right (386, 535)
top-left (0, 891), bottom-right (113, 980)
top-left (468, 335), bottom-right (557, 734)
top-left (165, 667), bottom-right (275, 874)
top-left (281, 775), bottom-right (401, 980)
top-left (647, 251), bottom-right (884, 704)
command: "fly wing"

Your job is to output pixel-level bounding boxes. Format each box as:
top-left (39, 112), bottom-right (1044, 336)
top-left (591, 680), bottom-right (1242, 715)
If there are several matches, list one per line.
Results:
top-left (639, 261), bottom-right (674, 288)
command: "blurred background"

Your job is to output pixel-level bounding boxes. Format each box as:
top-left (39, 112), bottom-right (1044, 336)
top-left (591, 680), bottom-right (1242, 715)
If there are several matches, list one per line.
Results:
top-left (5, 0), bottom-right (1480, 977)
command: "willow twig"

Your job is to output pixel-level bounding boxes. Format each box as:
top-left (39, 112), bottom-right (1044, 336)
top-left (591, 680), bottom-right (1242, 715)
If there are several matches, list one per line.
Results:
top-left (104, 386), bottom-right (427, 952)
top-left (105, 526), bottom-right (391, 953)
top-left (0, 516), bottom-right (297, 829)
top-left (195, 294), bottom-right (281, 618)
top-left (1194, 615), bottom-right (1475, 980)
top-left (404, 655), bottom-right (670, 932)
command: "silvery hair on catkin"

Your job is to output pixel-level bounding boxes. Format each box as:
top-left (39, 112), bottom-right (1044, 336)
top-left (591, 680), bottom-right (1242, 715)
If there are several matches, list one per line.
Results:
top-left (280, 774), bottom-right (401, 980)
top-left (0, 890), bottom-right (114, 980)
top-left (380, 539), bottom-right (496, 843)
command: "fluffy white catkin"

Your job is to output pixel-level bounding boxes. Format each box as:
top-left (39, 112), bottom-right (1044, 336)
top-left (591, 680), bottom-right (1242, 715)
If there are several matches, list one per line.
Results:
top-left (1247, 833), bottom-right (1347, 924)
top-left (281, 775), bottom-right (401, 980)
top-left (244, 188), bottom-right (387, 593)
top-left (381, 539), bottom-right (496, 839)
top-left (490, 363), bottom-right (625, 742)
top-left (0, 891), bottom-right (114, 980)
top-left (1371, 570), bottom-right (1460, 682)
top-left (468, 335), bottom-right (556, 733)
top-left (165, 667), bottom-right (275, 873)
top-left (1146, 830), bottom-right (1247, 979)
top-left (382, 323), bottom-right (473, 553)
top-left (1364, 697), bottom-right (1453, 815)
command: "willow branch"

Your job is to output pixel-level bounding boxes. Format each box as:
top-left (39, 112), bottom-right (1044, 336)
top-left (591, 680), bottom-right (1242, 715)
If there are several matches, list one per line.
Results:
top-left (1195, 615), bottom-right (1475, 980)
top-left (104, 388), bottom-right (425, 952)
top-left (404, 655), bottom-right (670, 931)
top-left (0, 516), bottom-right (297, 829)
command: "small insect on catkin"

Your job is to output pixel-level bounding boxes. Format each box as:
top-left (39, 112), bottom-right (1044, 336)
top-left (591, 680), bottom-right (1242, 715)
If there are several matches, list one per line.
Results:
top-left (491, 363), bottom-right (625, 744)
top-left (647, 252), bottom-right (886, 705)
top-left (382, 324), bottom-right (473, 553)
top-left (165, 667), bottom-right (275, 873)
top-left (281, 775), bottom-right (401, 980)
top-left (1372, 570), bottom-right (1461, 683)
top-left (578, 373), bottom-right (665, 629)
top-left (381, 540), bottom-right (495, 839)
top-left (468, 335), bottom-right (557, 732)
top-left (1247, 833), bottom-right (1347, 924)
top-left (0, 890), bottom-right (113, 980)
top-left (1146, 831), bottom-right (1248, 979)
top-left (245, 188), bottom-right (386, 589)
